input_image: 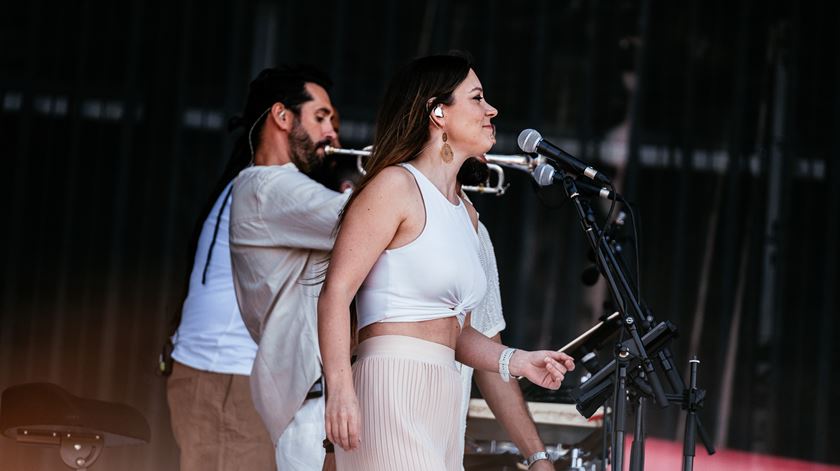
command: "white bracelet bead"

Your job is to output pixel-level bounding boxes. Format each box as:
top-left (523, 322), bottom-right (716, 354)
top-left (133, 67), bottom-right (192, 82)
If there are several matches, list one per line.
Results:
top-left (499, 347), bottom-right (516, 382)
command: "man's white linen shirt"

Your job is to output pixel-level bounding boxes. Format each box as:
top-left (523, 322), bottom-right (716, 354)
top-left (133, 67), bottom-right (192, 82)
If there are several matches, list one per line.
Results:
top-left (229, 163), bottom-right (350, 443)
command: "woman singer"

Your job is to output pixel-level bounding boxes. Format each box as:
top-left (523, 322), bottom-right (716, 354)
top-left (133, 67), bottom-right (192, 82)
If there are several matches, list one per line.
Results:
top-left (318, 53), bottom-right (575, 470)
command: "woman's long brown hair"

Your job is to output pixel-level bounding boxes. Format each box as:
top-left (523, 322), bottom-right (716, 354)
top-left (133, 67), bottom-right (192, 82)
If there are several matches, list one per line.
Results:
top-left (335, 53), bottom-right (472, 232)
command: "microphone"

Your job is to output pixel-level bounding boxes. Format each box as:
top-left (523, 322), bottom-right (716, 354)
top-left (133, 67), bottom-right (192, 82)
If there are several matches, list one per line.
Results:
top-left (532, 163), bottom-right (624, 202)
top-left (518, 129), bottom-right (611, 185)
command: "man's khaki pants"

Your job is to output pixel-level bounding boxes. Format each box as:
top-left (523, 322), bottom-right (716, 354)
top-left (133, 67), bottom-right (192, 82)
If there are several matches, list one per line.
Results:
top-left (167, 361), bottom-right (275, 471)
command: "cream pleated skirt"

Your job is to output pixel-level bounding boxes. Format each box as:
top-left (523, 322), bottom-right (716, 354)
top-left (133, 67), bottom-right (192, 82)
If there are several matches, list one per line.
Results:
top-left (335, 335), bottom-right (462, 471)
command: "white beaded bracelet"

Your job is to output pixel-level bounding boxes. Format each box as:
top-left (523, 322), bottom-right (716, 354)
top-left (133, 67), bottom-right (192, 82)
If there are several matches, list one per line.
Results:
top-left (499, 347), bottom-right (516, 382)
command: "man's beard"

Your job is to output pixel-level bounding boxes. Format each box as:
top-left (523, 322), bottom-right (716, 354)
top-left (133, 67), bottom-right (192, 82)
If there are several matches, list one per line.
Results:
top-left (288, 119), bottom-right (331, 176)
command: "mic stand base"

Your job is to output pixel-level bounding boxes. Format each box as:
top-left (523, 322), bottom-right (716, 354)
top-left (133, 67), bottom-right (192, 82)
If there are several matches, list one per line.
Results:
top-left (629, 395), bottom-right (646, 471)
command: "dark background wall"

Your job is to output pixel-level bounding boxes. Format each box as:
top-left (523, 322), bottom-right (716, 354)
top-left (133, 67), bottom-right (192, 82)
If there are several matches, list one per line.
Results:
top-left (1, 0), bottom-right (838, 469)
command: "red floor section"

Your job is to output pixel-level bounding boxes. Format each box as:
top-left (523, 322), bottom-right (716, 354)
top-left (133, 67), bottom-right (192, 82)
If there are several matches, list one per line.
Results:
top-left (618, 437), bottom-right (840, 471)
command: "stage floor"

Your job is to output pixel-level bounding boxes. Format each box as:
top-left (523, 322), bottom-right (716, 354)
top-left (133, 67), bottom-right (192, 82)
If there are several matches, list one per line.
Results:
top-left (620, 437), bottom-right (840, 471)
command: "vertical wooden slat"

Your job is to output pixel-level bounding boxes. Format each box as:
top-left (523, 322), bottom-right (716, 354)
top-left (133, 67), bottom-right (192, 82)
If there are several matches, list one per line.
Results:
top-left (46, 0), bottom-right (94, 391)
top-left (155, 0), bottom-right (193, 347)
top-left (716, 0), bottom-right (753, 447)
top-left (623, 0), bottom-right (652, 204)
top-left (812, 24), bottom-right (840, 458)
top-left (509, 0), bottom-right (547, 348)
top-left (94, 0), bottom-right (143, 402)
top-left (0, 0), bottom-right (42, 391)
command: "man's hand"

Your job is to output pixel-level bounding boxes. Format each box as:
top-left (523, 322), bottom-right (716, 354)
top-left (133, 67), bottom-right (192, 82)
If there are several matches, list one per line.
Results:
top-left (321, 453), bottom-right (336, 471)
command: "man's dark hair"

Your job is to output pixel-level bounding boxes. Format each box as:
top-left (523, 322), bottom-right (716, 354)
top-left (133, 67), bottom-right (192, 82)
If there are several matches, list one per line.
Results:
top-left (199, 64), bottom-right (332, 243)
top-left (457, 157), bottom-right (490, 187)
top-left (229, 65), bottom-right (333, 160)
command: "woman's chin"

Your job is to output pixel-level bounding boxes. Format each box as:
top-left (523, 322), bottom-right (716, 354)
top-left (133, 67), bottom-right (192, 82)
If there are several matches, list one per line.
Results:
top-left (461, 141), bottom-right (494, 160)
top-left (477, 141), bottom-right (495, 156)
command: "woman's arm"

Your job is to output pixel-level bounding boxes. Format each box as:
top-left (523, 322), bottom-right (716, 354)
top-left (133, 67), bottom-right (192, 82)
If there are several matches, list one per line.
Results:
top-left (457, 194), bottom-right (574, 388)
top-left (456, 326), bottom-right (575, 390)
top-left (472, 334), bottom-right (554, 470)
top-left (318, 166), bottom-right (419, 451)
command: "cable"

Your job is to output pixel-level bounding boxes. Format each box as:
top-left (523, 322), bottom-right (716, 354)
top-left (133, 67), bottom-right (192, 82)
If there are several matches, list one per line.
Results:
top-left (625, 202), bottom-right (642, 301)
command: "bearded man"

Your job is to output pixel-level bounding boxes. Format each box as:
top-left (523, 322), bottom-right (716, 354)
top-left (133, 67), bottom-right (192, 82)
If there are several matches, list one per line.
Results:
top-left (228, 65), bottom-right (349, 470)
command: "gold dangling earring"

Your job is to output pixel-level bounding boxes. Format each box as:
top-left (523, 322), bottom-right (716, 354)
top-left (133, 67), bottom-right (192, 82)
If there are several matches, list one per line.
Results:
top-left (440, 132), bottom-right (453, 163)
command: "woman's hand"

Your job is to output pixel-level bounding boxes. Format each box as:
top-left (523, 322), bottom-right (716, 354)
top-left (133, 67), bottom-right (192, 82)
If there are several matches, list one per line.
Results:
top-left (324, 386), bottom-right (362, 451)
top-left (510, 350), bottom-right (575, 390)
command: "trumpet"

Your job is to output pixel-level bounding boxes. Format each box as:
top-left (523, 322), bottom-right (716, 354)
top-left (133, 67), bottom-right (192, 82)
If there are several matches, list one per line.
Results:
top-left (324, 145), bottom-right (543, 196)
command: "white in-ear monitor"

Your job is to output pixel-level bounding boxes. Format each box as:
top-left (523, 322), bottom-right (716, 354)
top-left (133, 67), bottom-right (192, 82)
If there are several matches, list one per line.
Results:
top-left (279, 110), bottom-right (286, 119)
top-left (433, 105), bottom-right (444, 118)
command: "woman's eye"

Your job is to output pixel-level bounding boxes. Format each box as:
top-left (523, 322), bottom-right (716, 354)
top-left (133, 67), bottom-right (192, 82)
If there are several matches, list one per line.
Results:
top-left (474, 95), bottom-right (484, 102)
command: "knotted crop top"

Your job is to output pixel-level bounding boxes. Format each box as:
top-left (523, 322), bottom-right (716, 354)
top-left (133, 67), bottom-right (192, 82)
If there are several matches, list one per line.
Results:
top-left (355, 163), bottom-right (488, 331)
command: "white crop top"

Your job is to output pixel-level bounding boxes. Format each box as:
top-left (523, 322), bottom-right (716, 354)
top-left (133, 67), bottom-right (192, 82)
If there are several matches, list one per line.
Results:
top-left (355, 163), bottom-right (488, 330)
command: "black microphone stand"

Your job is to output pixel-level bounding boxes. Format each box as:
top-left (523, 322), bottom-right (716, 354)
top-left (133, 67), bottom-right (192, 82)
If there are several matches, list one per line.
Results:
top-left (553, 166), bottom-right (717, 470)
top-left (554, 168), bottom-right (670, 470)
top-left (612, 344), bottom-right (631, 471)
top-left (682, 358), bottom-right (702, 471)
top-left (629, 395), bottom-right (646, 471)
top-left (606, 229), bottom-right (717, 462)
top-left (605, 217), bottom-right (647, 471)
top-left (553, 167), bottom-right (720, 471)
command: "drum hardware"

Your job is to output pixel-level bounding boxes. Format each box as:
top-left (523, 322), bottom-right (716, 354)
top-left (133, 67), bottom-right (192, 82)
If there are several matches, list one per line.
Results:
top-left (1, 383), bottom-right (150, 470)
top-left (465, 398), bottom-right (604, 470)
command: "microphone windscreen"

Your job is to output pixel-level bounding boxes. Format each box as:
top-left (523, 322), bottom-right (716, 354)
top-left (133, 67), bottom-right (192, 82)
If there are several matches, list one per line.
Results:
top-left (517, 129), bottom-right (541, 153)
top-left (532, 163), bottom-right (555, 186)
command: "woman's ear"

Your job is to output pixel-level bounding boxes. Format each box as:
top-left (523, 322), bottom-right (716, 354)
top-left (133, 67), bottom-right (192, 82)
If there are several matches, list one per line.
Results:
top-left (429, 105), bottom-right (445, 129)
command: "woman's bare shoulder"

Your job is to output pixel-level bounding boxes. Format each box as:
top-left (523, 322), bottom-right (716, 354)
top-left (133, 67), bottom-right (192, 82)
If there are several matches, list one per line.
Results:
top-left (343, 165), bottom-right (421, 232)
top-left (359, 165), bottom-right (419, 200)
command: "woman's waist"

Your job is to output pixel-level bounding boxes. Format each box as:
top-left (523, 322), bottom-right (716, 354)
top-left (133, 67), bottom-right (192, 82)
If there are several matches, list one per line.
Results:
top-left (358, 317), bottom-right (460, 351)
top-left (354, 333), bottom-right (457, 366)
